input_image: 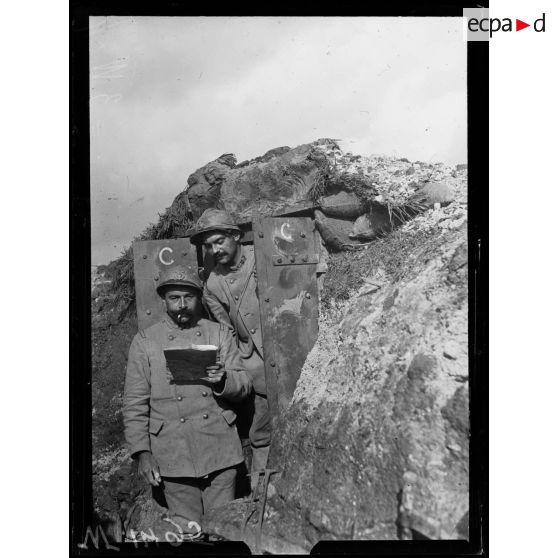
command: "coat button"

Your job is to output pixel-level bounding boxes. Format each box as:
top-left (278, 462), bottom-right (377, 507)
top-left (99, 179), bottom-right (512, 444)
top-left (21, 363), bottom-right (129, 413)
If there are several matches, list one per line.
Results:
top-left (202, 413), bottom-right (209, 419)
top-left (168, 334), bottom-right (175, 340)
top-left (250, 328), bottom-right (256, 334)
top-left (201, 391), bottom-right (208, 397)
top-left (177, 396), bottom-right (183, 401)
top-left (180, 417), bottom-right (185, 423)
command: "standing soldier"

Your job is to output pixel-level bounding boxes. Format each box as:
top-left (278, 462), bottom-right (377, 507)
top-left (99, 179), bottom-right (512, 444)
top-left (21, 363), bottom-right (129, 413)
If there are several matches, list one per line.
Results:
top-left (190, 209), bottom-right (271, 484)
top-left (123, 265), bottom-right (252, 533)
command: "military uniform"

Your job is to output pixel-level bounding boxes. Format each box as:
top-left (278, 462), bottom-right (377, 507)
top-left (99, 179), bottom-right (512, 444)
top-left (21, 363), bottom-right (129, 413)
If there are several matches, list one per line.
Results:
top-left (191, 209), bottom-right (271, 475)
top-left (204, 245), bottom-right (271, 467)
top-left (123, 275), bottom-right (252, 523)
top-left (204, 245), bottom-right (265, 395)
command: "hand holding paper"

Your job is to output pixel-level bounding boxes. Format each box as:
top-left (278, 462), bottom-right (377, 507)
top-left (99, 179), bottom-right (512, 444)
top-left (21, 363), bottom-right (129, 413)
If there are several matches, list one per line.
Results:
top-left (164, 344), bottom-right (219, 382)
top-left (205, 360), bottom-right (226, 385)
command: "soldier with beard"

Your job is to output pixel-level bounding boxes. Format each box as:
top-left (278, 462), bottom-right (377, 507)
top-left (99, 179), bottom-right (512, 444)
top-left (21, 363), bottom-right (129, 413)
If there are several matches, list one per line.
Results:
top-left (123, 265), bottom-right (252, 534)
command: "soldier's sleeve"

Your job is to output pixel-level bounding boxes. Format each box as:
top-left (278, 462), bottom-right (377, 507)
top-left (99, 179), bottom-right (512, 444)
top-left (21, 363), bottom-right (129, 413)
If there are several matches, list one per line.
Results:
top-left (213, 324), bottom-right (252, 402)
top-left (203, 281), bottom-right (235, 333)
top-left (123, 333), bottom-right (151, 457)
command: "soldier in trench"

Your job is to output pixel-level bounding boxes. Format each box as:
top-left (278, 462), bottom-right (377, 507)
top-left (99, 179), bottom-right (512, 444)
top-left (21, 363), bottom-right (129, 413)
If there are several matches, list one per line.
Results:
top-left (190, 209), bottom-right (272, 488)
top-left (123, 265), bottom-right (252, 535)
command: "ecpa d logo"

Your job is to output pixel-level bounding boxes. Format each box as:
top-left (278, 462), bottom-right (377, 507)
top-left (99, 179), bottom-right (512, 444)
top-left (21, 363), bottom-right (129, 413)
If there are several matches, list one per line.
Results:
top-left (463, 8), bottom-right (546, 41)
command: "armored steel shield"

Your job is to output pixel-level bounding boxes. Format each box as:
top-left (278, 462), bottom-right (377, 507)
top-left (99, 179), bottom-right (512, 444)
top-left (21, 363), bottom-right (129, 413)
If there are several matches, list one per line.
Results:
top-left (132, 239), bottom-right (199, 330)
top-left (252, 216), bottom-right (320, 425)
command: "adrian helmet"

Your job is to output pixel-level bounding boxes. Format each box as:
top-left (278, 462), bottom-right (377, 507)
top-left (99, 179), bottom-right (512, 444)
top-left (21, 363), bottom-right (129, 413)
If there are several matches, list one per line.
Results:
top-left (189, 208), bottom-right (242, 246)
top-left (156, 265), bottom-right (203, 297)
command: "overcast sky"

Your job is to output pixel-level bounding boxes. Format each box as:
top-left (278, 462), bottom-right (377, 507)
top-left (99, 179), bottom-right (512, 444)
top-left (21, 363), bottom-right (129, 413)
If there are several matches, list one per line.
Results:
top-left (90, 16), bottom-right (466, 265)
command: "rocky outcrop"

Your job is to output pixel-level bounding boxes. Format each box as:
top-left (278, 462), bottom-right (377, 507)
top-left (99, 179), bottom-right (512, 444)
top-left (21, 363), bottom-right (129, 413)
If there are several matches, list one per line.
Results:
top-left (184, 140), bottom-right (333, 223)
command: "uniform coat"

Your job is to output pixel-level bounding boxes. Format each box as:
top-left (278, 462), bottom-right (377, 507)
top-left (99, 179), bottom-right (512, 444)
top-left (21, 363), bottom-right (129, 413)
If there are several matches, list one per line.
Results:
top-left (203, 244), bottom-right (267, 395)
top-left (123, 316), bottom-right (252, 478)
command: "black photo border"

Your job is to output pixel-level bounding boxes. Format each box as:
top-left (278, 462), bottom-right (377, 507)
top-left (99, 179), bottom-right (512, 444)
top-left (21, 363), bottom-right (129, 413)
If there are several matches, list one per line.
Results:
top-left (71, 2), bottom-right (488, 556)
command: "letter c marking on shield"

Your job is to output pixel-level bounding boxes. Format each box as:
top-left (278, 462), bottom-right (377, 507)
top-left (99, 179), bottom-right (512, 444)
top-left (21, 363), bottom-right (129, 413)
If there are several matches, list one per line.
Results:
top-left (159, 247), bottom-right (174, 265)
top-left (280, 222), bottom-right (293, 242)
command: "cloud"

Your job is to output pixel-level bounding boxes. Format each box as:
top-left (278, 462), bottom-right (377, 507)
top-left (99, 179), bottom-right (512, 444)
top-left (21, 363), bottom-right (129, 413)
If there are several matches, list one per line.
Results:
top-left (90, 16), bottom-right (466, 264)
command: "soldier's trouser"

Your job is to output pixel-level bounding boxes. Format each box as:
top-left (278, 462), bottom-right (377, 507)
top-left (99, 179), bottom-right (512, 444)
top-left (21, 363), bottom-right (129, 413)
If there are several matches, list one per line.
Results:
top-left (160, 466), bottom-right (237, 526)
top-left (250, 392), bottom-right (271, 448)
top-left (249, 393), bottom-right (271, 489)
top-left (234, 392), bottom-right (272, 489)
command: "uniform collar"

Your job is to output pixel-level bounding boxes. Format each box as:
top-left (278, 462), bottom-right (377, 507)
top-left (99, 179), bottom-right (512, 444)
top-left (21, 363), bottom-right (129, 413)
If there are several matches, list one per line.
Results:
top-left (228, 253), bottom-right (246, 272)
top-left (217, 244), bottom-right (247, 273)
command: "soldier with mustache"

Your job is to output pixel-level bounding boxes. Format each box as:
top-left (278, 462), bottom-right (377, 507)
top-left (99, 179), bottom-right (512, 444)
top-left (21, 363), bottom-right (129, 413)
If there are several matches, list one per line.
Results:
top-left (123, 265), bottom-right (252, 535)
top-left (191, 209), bottom-right (271, 488)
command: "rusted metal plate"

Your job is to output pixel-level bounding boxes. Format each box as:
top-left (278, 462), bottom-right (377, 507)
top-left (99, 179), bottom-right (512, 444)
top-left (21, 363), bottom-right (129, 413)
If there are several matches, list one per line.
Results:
top-left (252, 216), bottom-right (320, 431)
top-left (132, 239), bottom-right (199, 330)
top-left (271, 201), bottom-right (317, 217)
top-left (271, 253), bottom-right (319, 266)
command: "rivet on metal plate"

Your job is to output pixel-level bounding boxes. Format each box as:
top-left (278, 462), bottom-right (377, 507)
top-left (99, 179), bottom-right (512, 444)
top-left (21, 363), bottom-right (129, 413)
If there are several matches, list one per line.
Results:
top-left (270, 361), bottom-right (276, 367)
top-left (143, 255), bottom-right (147, 259)
top-left (290, 256), bottom-right (296, 263)
top-left (277, 258), bottom-right (282, 264)
top-left (146, 310), bottom-right (151, 315)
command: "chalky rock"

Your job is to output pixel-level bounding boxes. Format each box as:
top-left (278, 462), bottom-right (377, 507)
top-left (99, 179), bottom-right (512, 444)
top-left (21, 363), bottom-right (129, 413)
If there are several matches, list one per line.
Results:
top-left (272, 229), bottom-right (468, 544)
top-left (411, 181), bottom-right (455, 207)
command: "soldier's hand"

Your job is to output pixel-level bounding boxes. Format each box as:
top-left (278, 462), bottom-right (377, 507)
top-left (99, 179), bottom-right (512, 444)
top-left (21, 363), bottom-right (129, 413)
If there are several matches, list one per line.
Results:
top-left (205, 361), bottom-right (226, 385)
top-left (137, 451), bottom-right (162, 486)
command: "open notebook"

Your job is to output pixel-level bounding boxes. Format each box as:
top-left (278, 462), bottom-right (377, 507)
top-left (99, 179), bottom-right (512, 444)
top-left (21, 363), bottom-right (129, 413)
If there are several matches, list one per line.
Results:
top-left (164, 344), bottom-right (218, 382)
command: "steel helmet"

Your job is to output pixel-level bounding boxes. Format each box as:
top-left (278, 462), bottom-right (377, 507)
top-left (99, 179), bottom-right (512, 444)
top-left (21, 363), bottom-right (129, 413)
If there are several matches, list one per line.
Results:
top-left (156, 265), bottom-right (202, 297)
top-left (190, 208), bottom-right (242, 246)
